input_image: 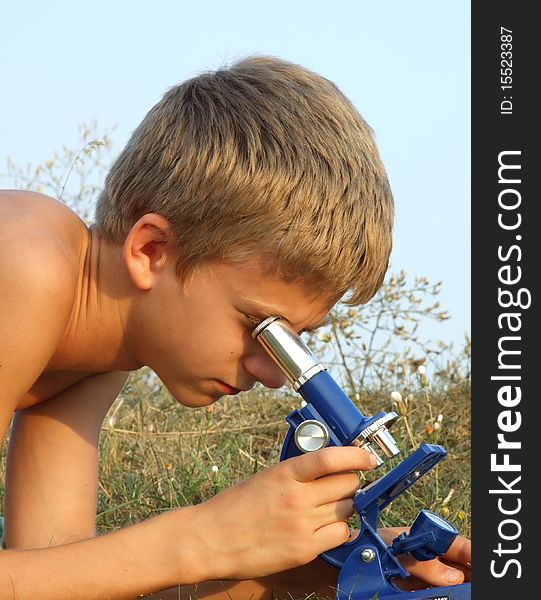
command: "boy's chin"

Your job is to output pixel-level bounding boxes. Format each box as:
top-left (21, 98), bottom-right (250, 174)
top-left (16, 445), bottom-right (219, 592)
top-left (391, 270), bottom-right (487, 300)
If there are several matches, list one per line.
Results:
top-left (169, 385), bottom-right (222, 408)
top-left (170, 394), bottom-right (215, 408)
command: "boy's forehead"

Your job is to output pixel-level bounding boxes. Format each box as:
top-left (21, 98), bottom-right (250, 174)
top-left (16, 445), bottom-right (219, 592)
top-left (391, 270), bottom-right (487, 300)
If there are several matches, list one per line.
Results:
top-left (204, 258), bottom-right (334, 324)
top-left (208, 257), bottom-right (322, 299)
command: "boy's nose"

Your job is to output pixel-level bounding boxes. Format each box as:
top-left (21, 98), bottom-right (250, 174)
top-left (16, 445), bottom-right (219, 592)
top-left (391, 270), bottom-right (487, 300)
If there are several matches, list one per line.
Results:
top-left (243, 352), bottom-right (287, 389)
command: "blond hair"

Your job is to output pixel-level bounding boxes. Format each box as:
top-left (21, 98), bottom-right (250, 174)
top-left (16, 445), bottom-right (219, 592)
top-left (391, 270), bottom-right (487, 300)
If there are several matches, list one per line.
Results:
top-left (94, 56), bottom-right (393, 305)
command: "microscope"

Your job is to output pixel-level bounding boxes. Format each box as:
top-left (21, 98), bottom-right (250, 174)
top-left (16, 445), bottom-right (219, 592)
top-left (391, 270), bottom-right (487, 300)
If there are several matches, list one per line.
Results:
top-left (253, 316), bottom-right (471, 600)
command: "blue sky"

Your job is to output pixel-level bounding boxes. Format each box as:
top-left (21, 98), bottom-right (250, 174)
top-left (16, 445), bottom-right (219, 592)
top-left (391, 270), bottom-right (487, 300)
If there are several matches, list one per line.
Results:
top-left (1, 0), bottom-right (470, 349)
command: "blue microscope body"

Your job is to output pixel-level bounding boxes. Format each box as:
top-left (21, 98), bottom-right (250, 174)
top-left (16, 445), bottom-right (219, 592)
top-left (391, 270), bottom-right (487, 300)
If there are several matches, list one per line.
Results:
top-left (254, 317), bottom-right (471, 600)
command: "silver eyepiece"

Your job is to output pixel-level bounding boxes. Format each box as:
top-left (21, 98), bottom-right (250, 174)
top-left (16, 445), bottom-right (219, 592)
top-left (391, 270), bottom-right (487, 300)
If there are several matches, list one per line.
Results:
top-left (252, 317), bottom-right (326, 390)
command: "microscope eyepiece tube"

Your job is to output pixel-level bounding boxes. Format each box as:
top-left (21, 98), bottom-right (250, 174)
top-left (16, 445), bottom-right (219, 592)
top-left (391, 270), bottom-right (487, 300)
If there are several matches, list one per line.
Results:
top-left (252, 317), bottom-right (326, 390)
top-left (254, 316), bottom-right (400, 458)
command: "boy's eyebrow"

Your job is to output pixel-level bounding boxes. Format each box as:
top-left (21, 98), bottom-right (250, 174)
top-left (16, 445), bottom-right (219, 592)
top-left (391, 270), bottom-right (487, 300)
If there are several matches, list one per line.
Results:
top-left (241, 299), bottom-right (331, 332)
top-left (240, 299), bottom-right (281, 316)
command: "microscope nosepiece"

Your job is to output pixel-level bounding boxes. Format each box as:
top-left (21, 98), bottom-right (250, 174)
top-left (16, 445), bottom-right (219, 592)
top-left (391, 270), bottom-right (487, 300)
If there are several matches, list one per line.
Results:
top-left (353, 412), bottom-right (400, 459)
top-left (372, 426), bottom-right (401, 458)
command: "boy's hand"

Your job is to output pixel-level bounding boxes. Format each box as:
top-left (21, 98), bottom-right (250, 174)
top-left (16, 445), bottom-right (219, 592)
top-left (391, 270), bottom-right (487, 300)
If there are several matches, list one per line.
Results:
top-left (378, 527), bottom-right (471, 590)
top-left (193, 446), bottom-right (377, 581)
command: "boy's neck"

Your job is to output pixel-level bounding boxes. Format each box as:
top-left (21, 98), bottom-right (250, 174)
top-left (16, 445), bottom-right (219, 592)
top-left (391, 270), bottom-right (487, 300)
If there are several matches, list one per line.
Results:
top-left (49, 227), bottom-right (141, 373)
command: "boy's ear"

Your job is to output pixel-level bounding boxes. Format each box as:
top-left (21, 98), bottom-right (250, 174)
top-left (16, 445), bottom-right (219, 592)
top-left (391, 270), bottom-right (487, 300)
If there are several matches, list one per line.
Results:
top-left (123, 213), bottom-right (176, 290)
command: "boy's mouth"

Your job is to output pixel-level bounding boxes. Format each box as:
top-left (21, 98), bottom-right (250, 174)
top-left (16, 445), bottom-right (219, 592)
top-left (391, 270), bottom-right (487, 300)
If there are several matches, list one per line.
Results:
top-left (215, 380), bottom-right (243, 395)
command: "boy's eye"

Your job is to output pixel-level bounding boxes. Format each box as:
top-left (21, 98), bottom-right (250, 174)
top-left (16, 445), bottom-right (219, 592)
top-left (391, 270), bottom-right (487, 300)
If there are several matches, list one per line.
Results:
top-left (244, 313), bottom-right (329, 337)
top-left (244, 314), bottom-right (262, 328)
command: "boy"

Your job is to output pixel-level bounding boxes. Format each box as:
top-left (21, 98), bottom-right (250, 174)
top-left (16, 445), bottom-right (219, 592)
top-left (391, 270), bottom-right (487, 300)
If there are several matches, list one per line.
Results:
top-left (0, 56), bottom-right (470, 599)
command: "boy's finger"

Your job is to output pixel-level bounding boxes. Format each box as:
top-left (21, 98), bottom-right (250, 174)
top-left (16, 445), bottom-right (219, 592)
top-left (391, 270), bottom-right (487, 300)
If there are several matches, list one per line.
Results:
top-left (314, 498), bottom-right (355, 528)
top-left (313, 521), bottom-right (352, 555)
top-left (311, 472), bottom-right (361, 506)
top-left (391, 574), bottom-right (431, 592)
top-left (398, 555), bottom-right (465, 588)
top-left (440, 559), bottom-right (471, 582)
top-left (288, 446), bottom-right (377, 483)
top-left (442, 535), bottom-right (471, 567)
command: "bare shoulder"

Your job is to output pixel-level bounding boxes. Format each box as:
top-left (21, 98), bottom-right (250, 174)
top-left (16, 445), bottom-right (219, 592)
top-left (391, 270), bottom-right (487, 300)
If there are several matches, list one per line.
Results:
top-left (0, 191), bottom-right (86, 424)
top-left (0, 189), bottom-right (87, 255)
top-left (0, 190), bottom-right (88, 274)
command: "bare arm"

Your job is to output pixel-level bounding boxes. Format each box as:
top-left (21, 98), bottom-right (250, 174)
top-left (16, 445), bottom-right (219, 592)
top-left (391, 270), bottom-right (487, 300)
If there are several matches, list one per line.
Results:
top-left (4, 371), bottom-right (128, 548)
top-left (0, 508), bottom-right (210, 598)
top-left (0, 444), bottom-right (377, 598)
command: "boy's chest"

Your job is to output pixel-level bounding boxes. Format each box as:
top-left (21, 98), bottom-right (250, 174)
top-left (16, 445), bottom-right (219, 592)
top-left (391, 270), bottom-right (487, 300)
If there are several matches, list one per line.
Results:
top-left (18, 370), bottom-right (95, 410)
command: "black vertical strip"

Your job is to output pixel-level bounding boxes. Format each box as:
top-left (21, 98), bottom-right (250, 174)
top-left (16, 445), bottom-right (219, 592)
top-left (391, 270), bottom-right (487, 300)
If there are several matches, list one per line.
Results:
top-left (472, 2), bottom-right (538, 597)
